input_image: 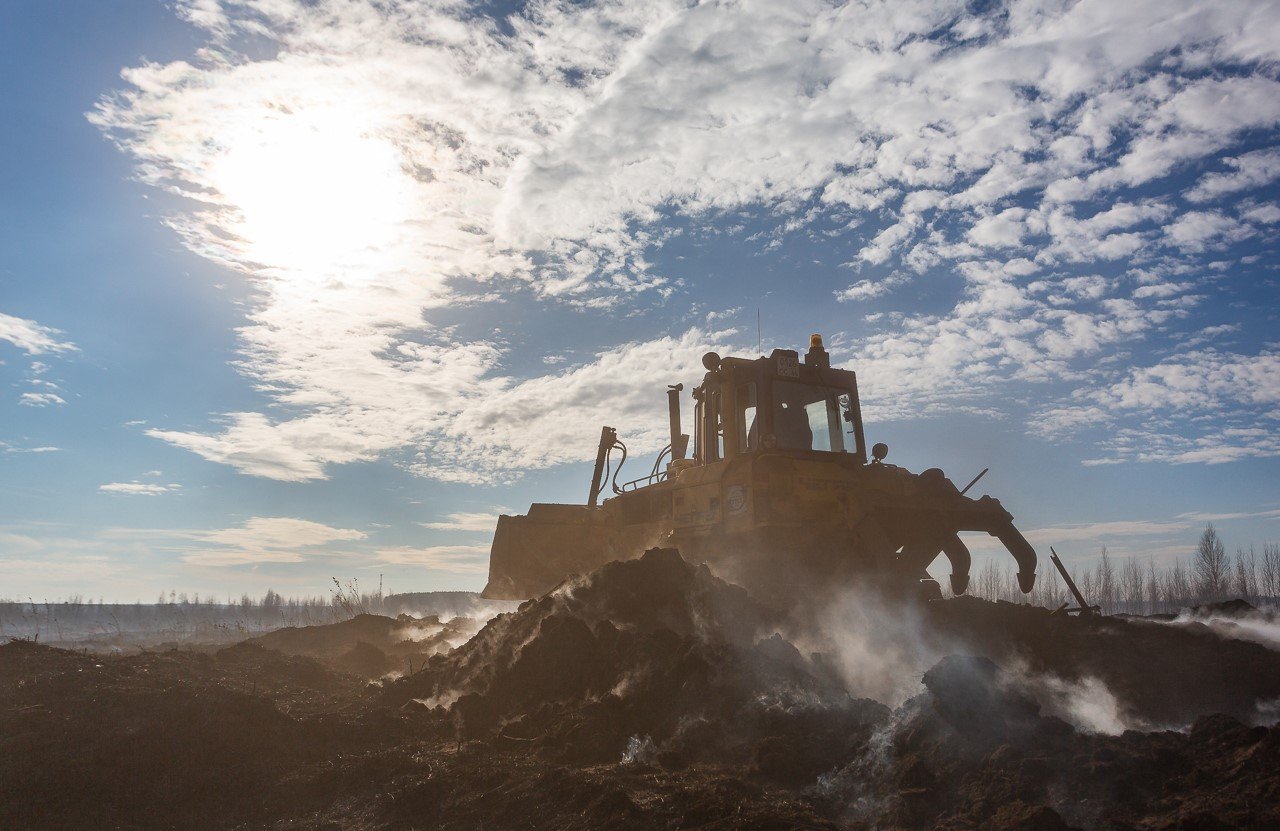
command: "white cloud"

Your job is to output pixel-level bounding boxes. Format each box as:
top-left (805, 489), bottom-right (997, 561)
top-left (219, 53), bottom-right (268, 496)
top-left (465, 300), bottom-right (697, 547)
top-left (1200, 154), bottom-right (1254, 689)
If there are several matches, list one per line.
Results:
top-left (967, 208), bottom-right (1031, 248)
top-left (423, 328), bottom-right (735, 482)
top-left (1240, 201), bottom-right (1280, 225)
top-left (375, 544), bottom-right (490, 574)
top-left (418, 511), bottom-right (505, 533)
top-left (143, 326), bottom-right (731, 483)
top-left (99, 482), bottom-right (182, 496)
top-left (90, 0), bottom-right (1280, 480)
top-left (18, 392), bottom-right (67, 407)
top-left (185, 516), bottom-right (366, 565)
top-left (1, 443), bottom-right (60, 454)
top-left (0, 312), bottom-right (75, 355)
top-left (1163, 210), bottom-right (1253, 252)
top-left (1030, 350), bottom-right (1280, 464)
top-left (1186, 147), bottom-right (1280, 202)
top-left (836, 257), bottom-right (1183, 420)
top-left (1176, 507), bottom-right (1280, 522)
top-left (835, 272), bottom-right (910, 303)
top-left (1092, 350), bottom-right (1280, 412)
top-left (1024, 519), bottom-right (1192, 545)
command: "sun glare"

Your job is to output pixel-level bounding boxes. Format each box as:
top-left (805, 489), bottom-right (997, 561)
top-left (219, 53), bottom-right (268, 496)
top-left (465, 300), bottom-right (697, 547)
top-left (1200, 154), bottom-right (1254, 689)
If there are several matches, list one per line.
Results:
top-left (210, 112), bottom-right (414, 277)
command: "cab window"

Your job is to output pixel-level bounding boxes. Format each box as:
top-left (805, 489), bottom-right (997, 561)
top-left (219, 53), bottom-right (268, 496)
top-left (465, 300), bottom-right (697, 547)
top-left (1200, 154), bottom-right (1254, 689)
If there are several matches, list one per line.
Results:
top-left (773, 381), bottom-right (853, 452)
top-left (738, 382), bottom-right (758, 452)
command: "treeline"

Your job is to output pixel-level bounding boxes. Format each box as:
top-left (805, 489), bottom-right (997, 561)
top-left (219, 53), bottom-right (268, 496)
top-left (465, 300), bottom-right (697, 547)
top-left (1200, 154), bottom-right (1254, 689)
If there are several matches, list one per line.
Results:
top-left (0, 579), bottom-right (389, 645)
top-left (968, 524), bottom-right (1280, 615)
top-left (3, 578), bottom-right (387, 616)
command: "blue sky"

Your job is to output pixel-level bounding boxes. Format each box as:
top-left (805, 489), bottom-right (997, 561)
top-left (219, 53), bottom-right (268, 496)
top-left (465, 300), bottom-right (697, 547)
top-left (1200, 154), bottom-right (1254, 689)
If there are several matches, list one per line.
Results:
top-left (2, 0), bottom-right (1278, 602)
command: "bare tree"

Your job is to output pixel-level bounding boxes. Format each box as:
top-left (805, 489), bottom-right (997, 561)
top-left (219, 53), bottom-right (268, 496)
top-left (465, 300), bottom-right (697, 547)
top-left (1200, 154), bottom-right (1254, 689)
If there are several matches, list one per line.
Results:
top-left (1194, 524), bottom-right (1229, 601)
top-left (1146, 558), bottom-right (1161, 615)
top-left (1167, 559), bottom-right (1190, 610)
top-left (1260, 543), bottom-right (1280, 602)
top-left (1233, 546), bottom-right (1257, 601)
top-left (1120, 557), bottom-right (1144, 614)
top-left (1041, 563), bottom-right (1063, 609)
top-left (1097, 547), bottom-right (1116, 614)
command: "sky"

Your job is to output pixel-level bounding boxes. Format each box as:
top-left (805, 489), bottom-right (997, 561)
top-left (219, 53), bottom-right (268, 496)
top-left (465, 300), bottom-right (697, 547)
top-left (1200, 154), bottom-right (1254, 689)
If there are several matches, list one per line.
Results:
top-left (2, 0), bottom-right (1279, 602)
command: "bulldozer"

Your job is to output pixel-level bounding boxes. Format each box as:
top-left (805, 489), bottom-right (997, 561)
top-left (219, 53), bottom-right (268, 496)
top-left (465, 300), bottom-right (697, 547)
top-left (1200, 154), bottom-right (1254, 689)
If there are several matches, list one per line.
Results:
top-left (481, 335), bottom-right (1037, 605)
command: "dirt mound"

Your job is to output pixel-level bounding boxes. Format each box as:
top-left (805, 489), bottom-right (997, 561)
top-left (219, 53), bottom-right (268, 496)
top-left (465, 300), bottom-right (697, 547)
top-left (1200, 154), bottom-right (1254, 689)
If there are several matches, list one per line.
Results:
top-left (1192, 598), bottom-right (1259, 617)
top-left (0, 639), bottom-right (376, 830)
top-left (247, 611), bottom-right (480, 678)
top-left (925, 596), bottom-right (1280, 726)
top-left (9, 549), bottom-right (1280, 830)
top-left (385, 548), bottom-right (888, 768)
top-left (812, 652), bottom-right (1280, 831)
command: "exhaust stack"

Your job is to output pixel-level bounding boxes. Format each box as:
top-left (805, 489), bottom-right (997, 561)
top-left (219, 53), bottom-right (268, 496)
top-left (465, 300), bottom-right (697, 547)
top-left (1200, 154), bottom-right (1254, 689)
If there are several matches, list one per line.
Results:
top-left (667, 384), bottom-right (687, 461)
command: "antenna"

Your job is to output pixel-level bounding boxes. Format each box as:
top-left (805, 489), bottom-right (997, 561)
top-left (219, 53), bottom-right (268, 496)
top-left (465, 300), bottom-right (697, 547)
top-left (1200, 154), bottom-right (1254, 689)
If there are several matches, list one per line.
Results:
top-left (757, 308), bottom-right (762, 354)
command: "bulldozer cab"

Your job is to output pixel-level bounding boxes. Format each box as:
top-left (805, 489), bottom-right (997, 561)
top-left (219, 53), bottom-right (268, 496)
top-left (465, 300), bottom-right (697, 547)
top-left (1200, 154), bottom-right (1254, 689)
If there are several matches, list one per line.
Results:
top-left (691, 335), bottom-right (866, 467)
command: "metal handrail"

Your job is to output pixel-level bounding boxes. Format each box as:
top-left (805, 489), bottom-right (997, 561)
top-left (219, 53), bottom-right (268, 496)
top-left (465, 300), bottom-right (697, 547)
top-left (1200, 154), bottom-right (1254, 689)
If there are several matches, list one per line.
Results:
top-left (620, 470), bottom-right (668, 491)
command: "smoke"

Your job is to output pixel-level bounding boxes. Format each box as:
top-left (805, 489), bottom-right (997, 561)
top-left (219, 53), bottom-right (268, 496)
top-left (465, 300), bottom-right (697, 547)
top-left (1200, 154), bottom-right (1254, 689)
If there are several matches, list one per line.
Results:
top-left (1255, 697), bottom-right (1280, 726)
top-left (810, 709), bottom-right (905, 821)
top-left (1162, 608), bottom-right (1280, 652)
top-left (793, 585), bottom-right (955, 706)
top-left (412, 690), bottom-right (462, 710)
top-left (384, 596), bottom-right (519, 622)
top-left (397, 619), bottom-right (448, 641)
top-left (1002, 661), bottom-right (1136, 735)
top-left (794, 584), bottom-right (1147, 734)
top-left (620, 735), bottom-right (658, 766)
top-left (397, 615), bottom-right (489, 652)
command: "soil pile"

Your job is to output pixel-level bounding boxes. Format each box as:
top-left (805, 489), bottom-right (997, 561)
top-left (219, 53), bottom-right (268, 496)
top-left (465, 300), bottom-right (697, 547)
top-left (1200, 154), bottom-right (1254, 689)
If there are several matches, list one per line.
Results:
top-left (6, 548), bottom-right (1280, 830)
top-left (0, 639), bottom-right (375, 830)
top-left (813, 654), bottom-right (1280, 831)
top-left (1192, 598), bottom-right (1259, 617)
top-left (386, 548), bottom-right (888, 771)
top-left (926, 596), bottom-right (1280, 726)
top-left (247, 611), bottom-right (480, 679)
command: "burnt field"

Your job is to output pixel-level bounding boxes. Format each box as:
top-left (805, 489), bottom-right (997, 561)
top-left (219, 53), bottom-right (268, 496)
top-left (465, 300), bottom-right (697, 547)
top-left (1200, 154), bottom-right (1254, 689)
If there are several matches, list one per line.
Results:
top-left (5, 549), bottom-right (1280, 830)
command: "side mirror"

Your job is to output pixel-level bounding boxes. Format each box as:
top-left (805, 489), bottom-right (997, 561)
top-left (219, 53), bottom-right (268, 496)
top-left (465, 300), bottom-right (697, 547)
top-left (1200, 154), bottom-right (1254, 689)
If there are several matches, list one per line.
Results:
top-left (871, 442), bottom-right (889, 462)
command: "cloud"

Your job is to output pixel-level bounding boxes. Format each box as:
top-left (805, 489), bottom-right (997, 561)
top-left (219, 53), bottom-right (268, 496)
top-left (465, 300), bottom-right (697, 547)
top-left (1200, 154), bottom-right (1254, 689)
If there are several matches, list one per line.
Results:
top-left (18, 392), bottom-right (67, 407)
top-left (90, 0), bottom-right (1280, 481)
top-left (0, 552), bottom-right (118, 592)
top-left (143, 326), bottom-right (731, 482)
top-left (1163, 210), bottom-right (1253, 253)
top-left (420, 328), bottom-right (736, 481)
top-left (1031, 350), bottom-right (1280, 464)
top-left (1088, 350), bottom-right (1280, 412)
top-left (967, 208), bottom-right (1032, 248)
top-left (375, 544), bottom-right (490, 574)
top-left (1024, 519), bottom-right (1193, 545)
top-left (835, 272), bottom-right (910, 303)
top-left (418, 511), bottom-right (505, 533)
top-left (1176, 507), bottom-right (1280, 522)
top-left (185, 516), bottom-right (366, 565)
top-left (99, 482), bottom-right (183, 496)
top-left (0, 312), bottom-right (75, 355)
top-left (0, 524), bottom-right (172, 599)
top-left (1186, 148), bottom-right (1280, 202)
top-left (1, 442), bottom-right (60, 454)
